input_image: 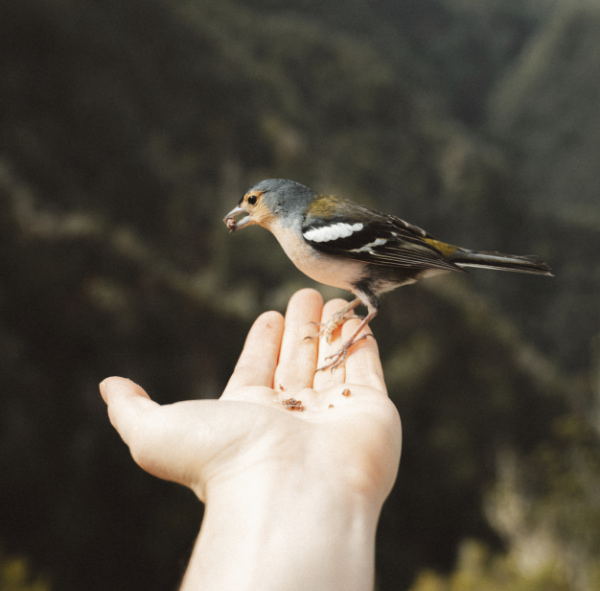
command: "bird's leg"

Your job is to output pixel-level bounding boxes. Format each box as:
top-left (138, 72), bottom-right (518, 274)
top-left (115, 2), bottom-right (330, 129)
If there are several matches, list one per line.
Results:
top-left (317, 309), bottom-right (378, 372)
top-left (308, 298), bottom-right (363, 344)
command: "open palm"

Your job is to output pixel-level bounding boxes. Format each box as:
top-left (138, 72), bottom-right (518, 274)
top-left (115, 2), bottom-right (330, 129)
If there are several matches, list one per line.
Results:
top-left (100, 288), bottom-right (402, 507)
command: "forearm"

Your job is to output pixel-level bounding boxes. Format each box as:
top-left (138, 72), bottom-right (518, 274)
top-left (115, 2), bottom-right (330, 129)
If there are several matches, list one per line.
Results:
top-left (179, 470), bottom-right (381, 591)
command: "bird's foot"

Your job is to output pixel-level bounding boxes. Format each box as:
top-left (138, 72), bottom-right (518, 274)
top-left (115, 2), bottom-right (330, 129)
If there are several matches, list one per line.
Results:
top-left (309, 312), bottom-right (361, 344)
top-left (316, 334), bottom-right (370, 372)
top-left (306, 299), bottom-right (363, 344)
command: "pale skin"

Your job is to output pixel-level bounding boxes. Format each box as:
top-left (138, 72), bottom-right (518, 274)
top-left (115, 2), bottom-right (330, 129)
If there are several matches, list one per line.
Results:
top-left (99, 288), bottom-right (402, 591)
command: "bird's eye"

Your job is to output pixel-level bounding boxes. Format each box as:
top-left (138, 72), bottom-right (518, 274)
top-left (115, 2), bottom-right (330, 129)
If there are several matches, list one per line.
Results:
top-left (247, 194), bottom-right (258, 205)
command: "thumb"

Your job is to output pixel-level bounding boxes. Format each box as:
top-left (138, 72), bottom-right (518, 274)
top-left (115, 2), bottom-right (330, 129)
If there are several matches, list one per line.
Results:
top-left (99, 376), bottom-right (207, 492)
top-left (99, 376), bottom-right (160, 462)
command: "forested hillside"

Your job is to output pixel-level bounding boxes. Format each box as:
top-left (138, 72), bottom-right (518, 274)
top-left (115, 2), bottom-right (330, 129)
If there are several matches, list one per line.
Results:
top-left (1, 1), bottom-right (598, 590)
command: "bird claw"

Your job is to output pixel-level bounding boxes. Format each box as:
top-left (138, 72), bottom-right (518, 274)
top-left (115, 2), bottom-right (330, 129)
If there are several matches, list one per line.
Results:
top-left (317, 349), bottom-right (348, 372)
top-left (305, 313), bottom-right (361, 344)
top-left (316, 334), bottom-right (370, 372)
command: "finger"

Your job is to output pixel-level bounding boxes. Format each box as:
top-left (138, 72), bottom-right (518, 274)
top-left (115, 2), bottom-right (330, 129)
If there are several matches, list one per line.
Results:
top-left (99, 376), bottom-right (159, 445)
top-left (343, 317), bottom-right (387, 392)
top-left (224, 310), bottom-right (284, 394)
top-left (273, 288), bottom-right (322, 390)
top-left (101, 377), bottom-right (199, 487)
top-left (313, 297), bottom-right (350, 391)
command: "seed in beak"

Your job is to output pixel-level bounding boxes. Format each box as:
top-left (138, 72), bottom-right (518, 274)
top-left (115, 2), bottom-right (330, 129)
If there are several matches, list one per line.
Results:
top-left (223, 206), bottom-right (251, 232)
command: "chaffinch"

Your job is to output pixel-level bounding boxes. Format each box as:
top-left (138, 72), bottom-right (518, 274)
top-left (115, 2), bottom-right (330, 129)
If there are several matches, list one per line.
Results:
top-left (224, 178), bottom-right (552, 371)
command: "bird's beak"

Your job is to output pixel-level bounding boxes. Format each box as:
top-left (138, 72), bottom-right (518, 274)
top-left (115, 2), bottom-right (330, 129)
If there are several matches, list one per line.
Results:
top-left (223, 206), bottom-right (252, 232)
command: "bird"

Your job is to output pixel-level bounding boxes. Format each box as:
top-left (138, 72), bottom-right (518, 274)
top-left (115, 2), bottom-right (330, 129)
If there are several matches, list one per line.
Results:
top-left (224, 178), bottom-right (553, 371)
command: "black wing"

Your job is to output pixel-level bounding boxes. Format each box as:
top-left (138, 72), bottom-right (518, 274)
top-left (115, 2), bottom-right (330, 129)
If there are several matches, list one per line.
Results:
top-left (302, 197), bottom-right (461, 273)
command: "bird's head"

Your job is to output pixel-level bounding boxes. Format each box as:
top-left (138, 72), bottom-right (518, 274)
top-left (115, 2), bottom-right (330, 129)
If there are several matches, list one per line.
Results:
top-left (224, 179), bottom-right (316, 232)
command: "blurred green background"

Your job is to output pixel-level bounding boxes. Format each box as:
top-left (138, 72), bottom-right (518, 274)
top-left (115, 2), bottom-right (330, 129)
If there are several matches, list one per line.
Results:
top-left (1, 0), bottom-right (599, 590)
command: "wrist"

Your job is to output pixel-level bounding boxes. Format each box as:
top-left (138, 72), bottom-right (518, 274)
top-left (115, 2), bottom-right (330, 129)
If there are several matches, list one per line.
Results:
top-left (181, 464), bottom-right (382, 591)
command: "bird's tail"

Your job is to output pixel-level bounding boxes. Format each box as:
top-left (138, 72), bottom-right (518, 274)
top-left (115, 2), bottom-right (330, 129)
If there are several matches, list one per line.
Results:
top-left (449, 248), bottom-right (553, 276)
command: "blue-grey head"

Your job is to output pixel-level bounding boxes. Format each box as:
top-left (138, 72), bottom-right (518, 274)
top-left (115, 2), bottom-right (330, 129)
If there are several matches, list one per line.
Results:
top-left (223, 179), bottom-right (316, 232)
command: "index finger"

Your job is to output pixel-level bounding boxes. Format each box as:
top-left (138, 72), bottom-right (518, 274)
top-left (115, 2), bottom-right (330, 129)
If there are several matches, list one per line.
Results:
top-left (223, 310), bottom-right (284, 392)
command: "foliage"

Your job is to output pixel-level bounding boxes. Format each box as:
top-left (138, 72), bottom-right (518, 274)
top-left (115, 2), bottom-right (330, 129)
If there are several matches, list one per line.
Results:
top-left (487, 3), bottom-right (600, 226)
top-left (408, 540), bottom-right (571, 591)
top-left (0, 550), bottom-right (50, 591)
top-left (407, 416), bottom-right (600, 591)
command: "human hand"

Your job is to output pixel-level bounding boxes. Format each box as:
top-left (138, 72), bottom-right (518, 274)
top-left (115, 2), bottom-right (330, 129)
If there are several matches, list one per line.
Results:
top-left (100, 288), bottom-right (402, 591)
top-left (100, 288), bottom-right (401, 504)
